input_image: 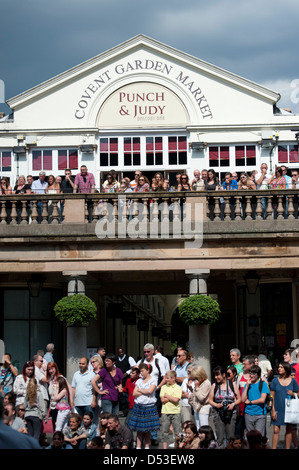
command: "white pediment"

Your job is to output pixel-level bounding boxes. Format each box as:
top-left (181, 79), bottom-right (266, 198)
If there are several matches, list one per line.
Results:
top-left (6, 34), bottom-right (281, 130)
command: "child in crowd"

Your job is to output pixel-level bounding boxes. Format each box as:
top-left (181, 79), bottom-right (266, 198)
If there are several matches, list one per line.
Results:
top-left (87, 436), bottom-right (104, 449)
top-left (54, 375), bottom-right (72, 431)
top-left (123, 366), bottom-right (140, 426)
top-left (79, 411), bottom-right (98, 448)
top-left (97, 412), bottom-right (110, 445)
top-left (128, 363), bottom-right (160, 449)
top-left (160, 370), bottom-right (182, 449)
top-left (198, 425), bottom-right (219, 449)
top-left (46, 431), bottom-right (67, 449)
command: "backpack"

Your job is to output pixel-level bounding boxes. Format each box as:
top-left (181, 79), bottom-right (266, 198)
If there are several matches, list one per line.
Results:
top-left (248, 379), bottom-right (272, 413)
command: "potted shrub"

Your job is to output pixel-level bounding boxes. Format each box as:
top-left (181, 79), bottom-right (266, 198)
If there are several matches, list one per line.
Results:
top-left (178, 294), bottom-right (221, 326)
top-left (54, 294), bottom-right (97, 326)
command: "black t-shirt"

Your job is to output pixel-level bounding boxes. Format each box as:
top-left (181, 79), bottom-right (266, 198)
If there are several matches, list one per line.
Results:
top-left (60, 177), bottom-right (75, 194)
top-left (14, 184), bottom-right (31, 194)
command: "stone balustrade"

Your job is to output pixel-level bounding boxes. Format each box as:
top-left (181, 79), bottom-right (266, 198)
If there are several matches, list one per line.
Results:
top-left (0, 190), bottom-right (297, 226)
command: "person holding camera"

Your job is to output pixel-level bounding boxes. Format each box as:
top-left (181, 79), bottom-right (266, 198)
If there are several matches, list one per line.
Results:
top-left (0, 354), bottom-right (18, 396)
top-left (208, 365), bottom-right (241, 449)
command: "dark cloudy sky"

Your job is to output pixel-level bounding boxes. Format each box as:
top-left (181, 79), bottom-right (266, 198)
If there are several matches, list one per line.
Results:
top-left (1, 0), bottom-right (299, 113)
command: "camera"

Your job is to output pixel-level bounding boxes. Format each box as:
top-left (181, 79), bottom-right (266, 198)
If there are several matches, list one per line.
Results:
top-left (219, 399), bottom-right (233, 422)
top-left (179, 433), bottom-right (185, 441)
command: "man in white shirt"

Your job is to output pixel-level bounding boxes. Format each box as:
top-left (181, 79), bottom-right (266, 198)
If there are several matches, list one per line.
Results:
top-left (155, 346), bottom-right (170, 373)
top-left (31, 171), bottom-right (47, 223)
top-left (255, 163), bottom-right (271, 219)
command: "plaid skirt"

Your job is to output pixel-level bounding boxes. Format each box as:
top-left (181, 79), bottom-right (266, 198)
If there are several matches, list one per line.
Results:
top-left (128, 403), bottom-right (160, 433)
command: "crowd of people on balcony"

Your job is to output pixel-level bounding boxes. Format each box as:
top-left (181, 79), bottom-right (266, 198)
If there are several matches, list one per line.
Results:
top-left (1, 343), bottom-right (299, 450)
top-left (0, 163), bottom-right (298, 223)
top-left (0, 163), bottom-right (299, 197)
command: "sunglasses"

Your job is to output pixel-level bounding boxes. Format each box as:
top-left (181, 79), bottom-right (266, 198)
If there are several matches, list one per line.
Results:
top-left (144, 350), bottom-right (152, 354)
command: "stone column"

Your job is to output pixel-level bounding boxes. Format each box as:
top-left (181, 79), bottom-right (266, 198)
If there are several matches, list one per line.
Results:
top-left (62, 271), bottom-right (87, 383)
top-left (185, 269), bottom-right (211, 380)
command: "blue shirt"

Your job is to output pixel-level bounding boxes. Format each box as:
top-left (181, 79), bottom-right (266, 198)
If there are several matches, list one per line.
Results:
top-left (244, 380), bottom-right (270, 416)
top-left (222, 179), bottom-right (238, 190)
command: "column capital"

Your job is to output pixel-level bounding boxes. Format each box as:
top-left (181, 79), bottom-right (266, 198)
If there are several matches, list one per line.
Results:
top-left (62, 271), bottom-right (87, 278)
top-left (185, 269), bottom-right (210, 278)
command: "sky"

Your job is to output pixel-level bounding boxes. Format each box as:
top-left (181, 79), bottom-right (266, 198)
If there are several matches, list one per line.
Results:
top-left (1, 0), bottom-right (299, 114)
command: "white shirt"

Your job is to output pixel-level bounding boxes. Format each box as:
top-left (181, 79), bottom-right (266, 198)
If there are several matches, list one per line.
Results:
top-left (134, 376), bottom-right (157, 405)
top-left (255, 172), bottom-right (271, 190)
top-left (154, 353), bottom-right (170, 373)
top-left (31, 179), bottom-right (47, 194)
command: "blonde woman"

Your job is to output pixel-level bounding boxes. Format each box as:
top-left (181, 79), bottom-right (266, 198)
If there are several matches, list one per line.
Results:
top-left (90, 355), bottom-right (105, 425)
top-left (189, 366), bottom-right (211, 430)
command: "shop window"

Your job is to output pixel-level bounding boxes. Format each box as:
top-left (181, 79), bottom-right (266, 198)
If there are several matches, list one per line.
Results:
top-left (146, 137), bottom-right (163, 166)
top-left (0, 151), bottom-right (11, 171)
top-left (278, 144), bottom-right (299, 164)
top-left (124, 137), bottom-right (140, 166)
top-left (168, 136), bottom-right (187, 165)
top-left (32, 150), bottom-right (52, 171)
top-left (58, 149), bottom-right (78, 170)
top-left (99, 138), bottom-right (118, 167)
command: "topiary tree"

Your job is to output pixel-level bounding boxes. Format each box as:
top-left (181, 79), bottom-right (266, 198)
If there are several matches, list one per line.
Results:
top-left (178, 294), bottom-right (221, 326)
top-left (54, 294), bottom-right (97, 326)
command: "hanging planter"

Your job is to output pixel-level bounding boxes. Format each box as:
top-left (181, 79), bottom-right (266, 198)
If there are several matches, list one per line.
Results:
top-left (54, 294), bottom-right (97, 326)
top-left (178, 294), bottom-right (221, 326)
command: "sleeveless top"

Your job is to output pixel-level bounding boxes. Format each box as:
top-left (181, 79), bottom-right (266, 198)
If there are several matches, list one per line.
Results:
top-left (56, 390), bottom-right (70, 410)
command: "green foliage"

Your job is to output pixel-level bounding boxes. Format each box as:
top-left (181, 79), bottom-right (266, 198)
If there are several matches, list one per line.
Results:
top-left (54, 294), bottom-right (97, 326)
top-left (178, 295), bottom-right (221, 326)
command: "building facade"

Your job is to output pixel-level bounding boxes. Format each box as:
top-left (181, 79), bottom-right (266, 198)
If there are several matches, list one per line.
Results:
top-left (1, 35), bottom-right (299, 376)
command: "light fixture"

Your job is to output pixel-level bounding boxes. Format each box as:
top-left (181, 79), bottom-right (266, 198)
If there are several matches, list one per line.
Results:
top-left (244, 270), bottom-right (260, 295)
top-left (80, 144), bottom-right (96, 153)
top-left (259, 132), bottom-right (279, 172)
top-left (27, 274), bottom-right (44, 297)
top-left (13, 146), bottom-right (27, 154)
top-left (189, 142), bottom-right (207, 150)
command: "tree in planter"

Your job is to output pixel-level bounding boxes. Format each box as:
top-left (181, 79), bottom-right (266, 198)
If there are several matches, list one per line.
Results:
top-left (178, 295), bottom-right (221, 379)
top-left (54, 294), bottom-right (97, 326)
top-left (178, 294), bottom-right (221, 326)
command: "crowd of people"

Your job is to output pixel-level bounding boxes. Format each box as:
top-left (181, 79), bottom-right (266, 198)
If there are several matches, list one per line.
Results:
top-left (0, 162), bottom-right (297, 223)
top-left (1, 342), bottom-right (299, 450)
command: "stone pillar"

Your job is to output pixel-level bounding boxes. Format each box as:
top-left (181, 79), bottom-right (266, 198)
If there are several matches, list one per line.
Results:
top-left (185, 269), bottom-right (211, 380)
top-left (63, 271), bottom-right (87, 383)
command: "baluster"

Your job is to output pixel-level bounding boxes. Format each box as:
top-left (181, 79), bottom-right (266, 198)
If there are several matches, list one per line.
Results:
top-left (10, 200), bottom-right (17, 225)
top-left (0, 202), bottom-right (6, 224)
top-left (255, 196), bottom-right (263, 220)
top-left (287, 195), bottom-right (294, 220)
top-left (41, 199), bottom-right (48, 224)
top-left (277, 196), bottom-right (284, 220)
top-left (224, 197), bottom-right (231, 221)
top-left (51, 200), bottom-right (60, 224)
top-left (266, 196), bottom-right (273, 220)
top-left (20, 201), bottom-right (28, 225)
top-left (245, 196), bottom-right (252, 220)
top-left (235, 196), bottom-right (242, 221)
top-left (31, 201), bottom-right (38, 224)
top-left (214, 197), bottom-right (221, 221)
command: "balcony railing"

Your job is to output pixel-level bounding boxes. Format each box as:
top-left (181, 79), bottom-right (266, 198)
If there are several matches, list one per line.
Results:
top-left (0, 190), bottom-right (297, 226)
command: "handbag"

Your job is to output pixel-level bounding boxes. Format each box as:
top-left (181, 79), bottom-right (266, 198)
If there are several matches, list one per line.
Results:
top-left (284, 394), bottom-right (299, 424)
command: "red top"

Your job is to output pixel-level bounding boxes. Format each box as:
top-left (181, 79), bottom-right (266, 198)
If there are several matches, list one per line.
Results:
top-left (123, 377), bottom-right (139, 409)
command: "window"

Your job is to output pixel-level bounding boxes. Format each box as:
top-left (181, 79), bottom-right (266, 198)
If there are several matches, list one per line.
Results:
top-left (209, 146), bottom-right (229, 167)
top-left (168, 136), bottom-right (187, 165)
top-left (58, 149), bottom-right (78, 170)
top-left (32, 150), bottom-right (52, 171)
top-left (99, 138), bottom-right (118, 167)
top-left (146, 137), bottom-right (163, 166)
top-left (124, 137), bottom-right (140, 166)
top-left (0, 151), bottom-right (12, 171)
top-left (235, 145), bottom-right (256, 166)
top-left (278, 144), bottom-right (299, 164)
